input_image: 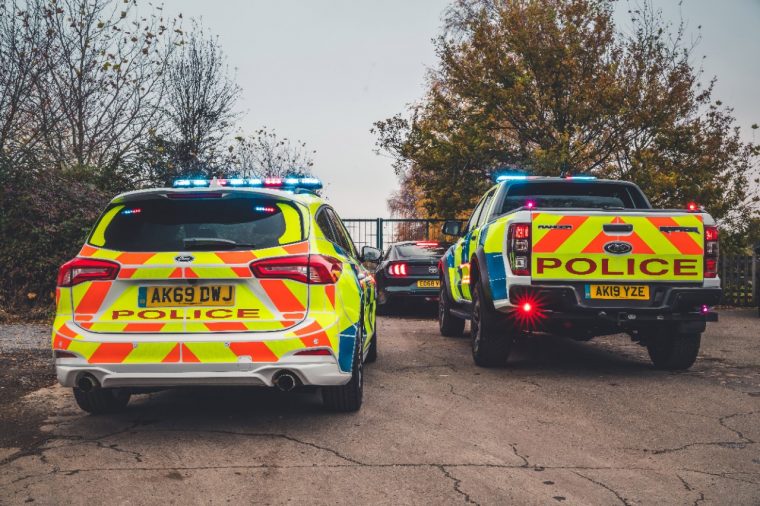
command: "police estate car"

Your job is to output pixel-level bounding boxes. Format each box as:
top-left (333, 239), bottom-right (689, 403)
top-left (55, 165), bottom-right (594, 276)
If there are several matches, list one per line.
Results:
top-left (52, 177), bottom-right (380, 413)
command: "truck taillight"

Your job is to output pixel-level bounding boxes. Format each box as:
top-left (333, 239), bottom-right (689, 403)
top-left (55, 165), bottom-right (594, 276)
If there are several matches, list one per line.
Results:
top-left (508, 223), bottom-right (531, 276)
top-left (57, 258), bottom-right (120, 287)
top-left (250, 255), bottom-right (342, 284)
top-left (704, 226), bottom-right (719, 278)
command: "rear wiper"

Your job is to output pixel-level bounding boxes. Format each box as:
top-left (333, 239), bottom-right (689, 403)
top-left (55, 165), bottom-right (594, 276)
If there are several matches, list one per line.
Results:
top-left (182, 238), bottom-right (257, 250)
top-left (602, 205), bottom-right (625, 211)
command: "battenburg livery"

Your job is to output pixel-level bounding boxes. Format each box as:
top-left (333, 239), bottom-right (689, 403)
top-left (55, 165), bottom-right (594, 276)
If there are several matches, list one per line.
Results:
top-left (438, 174), bottom-right (721, 370)
top-left (52, 176), bottom-right (380, 413)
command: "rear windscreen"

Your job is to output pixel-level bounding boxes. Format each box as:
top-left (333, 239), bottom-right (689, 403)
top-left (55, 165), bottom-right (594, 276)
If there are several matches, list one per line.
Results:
top-left (395, 243), bottom-right (449, 258)
top-left (500, 182), bottom-right (649, 213)
top-left (89, 196), bottom-right (304, 251)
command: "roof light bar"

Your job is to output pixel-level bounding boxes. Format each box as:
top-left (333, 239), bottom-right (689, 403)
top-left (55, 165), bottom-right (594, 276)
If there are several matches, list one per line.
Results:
top-left (495, 174), bottom-right (528, 182)
top-left (563, 173), bottom-right (596, 180)
top-left (172, 176), bottom-right (323, 190)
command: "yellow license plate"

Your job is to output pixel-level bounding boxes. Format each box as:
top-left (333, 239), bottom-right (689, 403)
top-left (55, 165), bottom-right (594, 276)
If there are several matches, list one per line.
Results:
top-left (139, 285), bottom-right (235, 307)
top-left (586, 284), bottom-right (649, 300)
top-left (417, 280), bottom-right (440, 288)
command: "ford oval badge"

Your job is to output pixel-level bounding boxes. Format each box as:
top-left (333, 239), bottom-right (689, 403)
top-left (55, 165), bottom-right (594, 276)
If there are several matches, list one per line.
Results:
top-left (603, 242), bottom-right (633, 255)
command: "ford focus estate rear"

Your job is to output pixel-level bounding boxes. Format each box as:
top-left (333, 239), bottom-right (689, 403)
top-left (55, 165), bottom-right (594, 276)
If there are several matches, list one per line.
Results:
top-left (52, 178), bottom-right (378, 413)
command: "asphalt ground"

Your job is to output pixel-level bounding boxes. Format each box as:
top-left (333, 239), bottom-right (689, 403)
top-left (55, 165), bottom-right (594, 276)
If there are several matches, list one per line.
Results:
top-left (0, 307), bottom-right (759, 505)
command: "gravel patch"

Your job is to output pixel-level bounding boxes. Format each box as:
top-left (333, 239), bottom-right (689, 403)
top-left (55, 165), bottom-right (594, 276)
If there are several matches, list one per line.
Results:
top-left (0, 324), bottom-right (51, 352)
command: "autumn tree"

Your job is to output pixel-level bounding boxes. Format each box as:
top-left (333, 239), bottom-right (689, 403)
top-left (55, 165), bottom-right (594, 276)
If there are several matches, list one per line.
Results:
top-left (0, 0), bottom-right (181, 315)
top-left (229, 127), bottom-right (316, 178)
top-left (0, 0), bottom-right (51, 167)
top-left (145, 22), bottom-right (241, 184)
top-left (34, 0), bottom-right (180, 189)
top-left (374, 0), bottom-right (759, 230)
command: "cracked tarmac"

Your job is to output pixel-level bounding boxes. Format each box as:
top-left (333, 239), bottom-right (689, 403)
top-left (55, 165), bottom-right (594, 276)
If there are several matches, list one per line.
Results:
top-left (1, 308), bottom-right (759, 505)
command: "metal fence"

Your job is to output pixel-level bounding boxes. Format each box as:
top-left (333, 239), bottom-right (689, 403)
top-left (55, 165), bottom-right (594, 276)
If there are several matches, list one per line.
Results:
top-left (720, 255), bottom-right (756, 307)
top-left (342, 218), bottom-right (758, 307)
top-left (342, 218), bottom-right (450, 252)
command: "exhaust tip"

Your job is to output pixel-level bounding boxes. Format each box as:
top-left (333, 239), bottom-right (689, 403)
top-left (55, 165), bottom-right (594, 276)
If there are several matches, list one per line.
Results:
top-left (273, 371), bottom-right (297, 392)
top-left (77, 374), bottom-right (100, 392)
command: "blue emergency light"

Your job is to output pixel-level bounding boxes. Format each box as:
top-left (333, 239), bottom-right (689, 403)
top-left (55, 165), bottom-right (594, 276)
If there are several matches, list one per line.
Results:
top-left (172, 176), bottom-right (323, 191)
top-left (495, 174), bottom-right (529, 182)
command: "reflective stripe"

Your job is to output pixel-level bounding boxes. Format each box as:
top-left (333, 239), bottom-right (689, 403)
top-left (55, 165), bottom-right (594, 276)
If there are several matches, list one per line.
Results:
top-left (89, 206), bottom-right (124, 246)
top-left (278, 202), bottom-right (302, 244)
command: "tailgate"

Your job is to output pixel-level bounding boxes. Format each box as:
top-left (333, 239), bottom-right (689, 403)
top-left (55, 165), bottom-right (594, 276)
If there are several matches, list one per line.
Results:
top-left (530, 212), bottom-right (704, 282)
top-left (70, 244), bottom-right (310, 334)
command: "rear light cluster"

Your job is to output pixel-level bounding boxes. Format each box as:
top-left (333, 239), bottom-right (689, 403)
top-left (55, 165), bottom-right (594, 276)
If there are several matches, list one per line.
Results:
top-left (57, 258), bottom-right (119, 287)
top-left (507, 223), bottom-right (531, 276)
top-left (704, 226), bottom-right (719, 278)
top-left (387, 262), bottom-right (408, 277)
top-left (250, 255), bottom-right (342, 284)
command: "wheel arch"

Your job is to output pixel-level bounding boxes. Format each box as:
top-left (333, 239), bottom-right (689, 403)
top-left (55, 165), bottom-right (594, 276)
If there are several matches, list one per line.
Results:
top-left (471, 248), bottom-right (497, 311)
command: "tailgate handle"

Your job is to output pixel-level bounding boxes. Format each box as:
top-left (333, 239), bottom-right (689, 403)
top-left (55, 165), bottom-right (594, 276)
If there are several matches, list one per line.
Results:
top-left (603, 224), bottom-right (633, 234)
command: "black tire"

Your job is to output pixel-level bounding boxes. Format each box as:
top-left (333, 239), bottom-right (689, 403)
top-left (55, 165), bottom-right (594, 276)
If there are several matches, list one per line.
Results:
top-left (471, 279), bottom-right (512, 367)
top-left (365, 327), bottom-right (377, 363)
top-left (73, 387), bottom-right (131, 414)
top-left (323, 327), bottom-right (364, 412)
top-left (376, 293), bottom-right (394, 316)
top-left (439, 283), bottom-right (465, 337)
top-left (646, 331), bottom-right (701, 370)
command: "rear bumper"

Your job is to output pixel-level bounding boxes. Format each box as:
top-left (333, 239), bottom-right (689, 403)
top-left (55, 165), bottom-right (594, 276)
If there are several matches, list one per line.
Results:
top-left (52, 315), bottom-right (356, 388)
top-left (383, 285), bottom-right (440, 298)
top-left (495, 284), bottom-right (721, 326)
top-left (55, 358), bottom-right (349, 388)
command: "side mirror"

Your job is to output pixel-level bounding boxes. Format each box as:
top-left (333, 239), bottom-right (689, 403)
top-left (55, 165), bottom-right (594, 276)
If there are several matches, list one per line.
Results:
top-left (442, 220), bottom-right (463, 237)
top-left (361, 246), bottom-right (382, 263)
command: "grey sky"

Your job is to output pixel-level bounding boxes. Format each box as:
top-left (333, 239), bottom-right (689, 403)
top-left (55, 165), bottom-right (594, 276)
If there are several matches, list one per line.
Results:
top-left (160, 0), bottom-right (760, 218)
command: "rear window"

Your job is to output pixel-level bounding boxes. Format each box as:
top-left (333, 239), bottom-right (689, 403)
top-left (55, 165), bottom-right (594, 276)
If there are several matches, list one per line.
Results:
top-left (395, 243), bottom-right (449, 258)
top-left (89, 195), bottom-right (304, 252)
top-left (500, 182), bottom-right (649, 213)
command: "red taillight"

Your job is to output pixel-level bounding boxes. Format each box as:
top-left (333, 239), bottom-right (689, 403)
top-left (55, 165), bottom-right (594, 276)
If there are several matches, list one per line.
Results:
top-left (294, 349), bottom-right (332, 356)
top-left (387, 262), bottom-right (408, 277)
top-left (513, 224), bottom-right (530, 239)
top-left (57, 258), bottom-right (119, 287)
top-left (416, 241), bottom-right (438, 247)
top-left (507, 223), bottom-right (531, 276)
top-left (250, 255), bottom-right (342, 284)
top-left (704, 225), bottom-right (719, 278)
top-left (521, 302), bottom-right (533, 313)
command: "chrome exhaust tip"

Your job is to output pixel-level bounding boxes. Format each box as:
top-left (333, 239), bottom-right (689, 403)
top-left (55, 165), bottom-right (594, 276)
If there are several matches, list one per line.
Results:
top-left (273, 371), bottom-right (297, 392)
top-left (77, 374), bottom-right (100, 392)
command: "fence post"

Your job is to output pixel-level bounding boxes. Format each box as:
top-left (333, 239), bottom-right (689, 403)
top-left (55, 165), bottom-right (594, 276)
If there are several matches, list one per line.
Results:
top-left (753, 250), bottom-right (757, 306)
top-left (376, 218), bottom-right (383, 250)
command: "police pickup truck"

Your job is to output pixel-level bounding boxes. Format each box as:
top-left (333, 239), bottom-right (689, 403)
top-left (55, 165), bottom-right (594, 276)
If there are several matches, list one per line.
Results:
top-left (438, 175), bottom-right (720, 370)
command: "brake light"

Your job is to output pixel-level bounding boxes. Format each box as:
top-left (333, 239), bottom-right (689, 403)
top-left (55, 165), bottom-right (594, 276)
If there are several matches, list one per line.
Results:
top-left (704, 226), bottom-right (719, 278)
top-left (387, 262), bottom-right (408, 277)
top-left (507, 223), bottom-right (531, 276)
top-left (416, 241), bottom-right (438, 247)
top-left (250, 255), bottom-right (342, 284)
top-left (57, 258), bottom-right (120, 287)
